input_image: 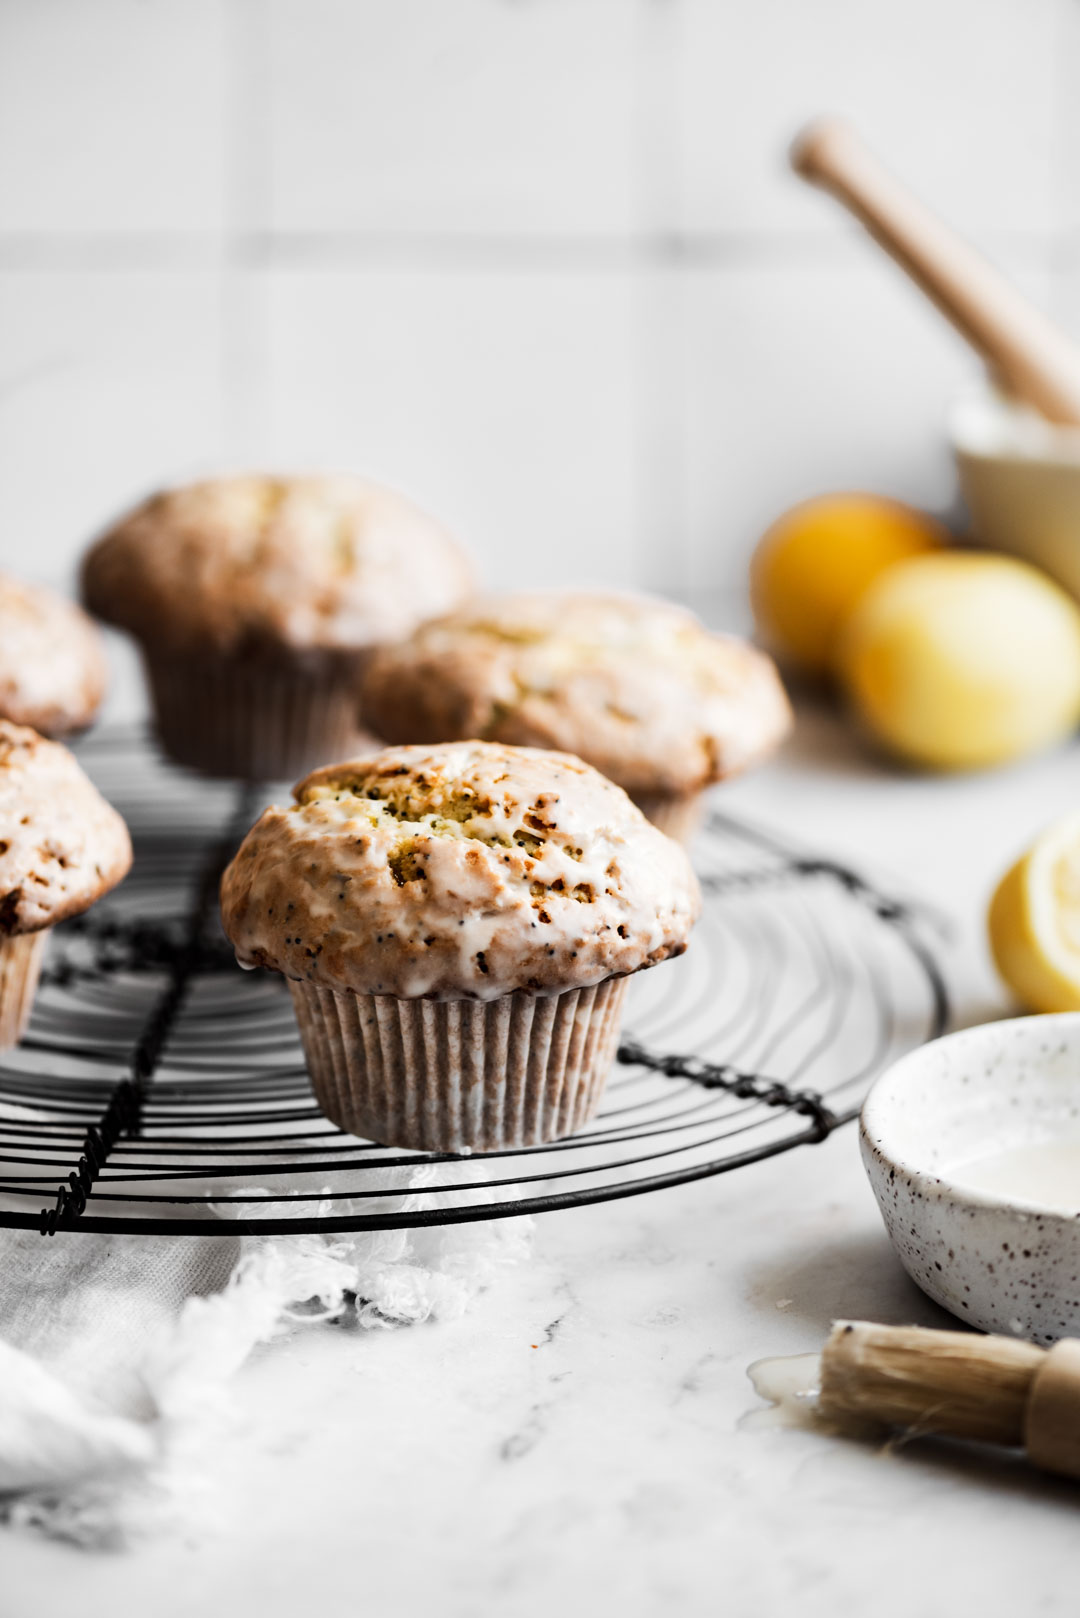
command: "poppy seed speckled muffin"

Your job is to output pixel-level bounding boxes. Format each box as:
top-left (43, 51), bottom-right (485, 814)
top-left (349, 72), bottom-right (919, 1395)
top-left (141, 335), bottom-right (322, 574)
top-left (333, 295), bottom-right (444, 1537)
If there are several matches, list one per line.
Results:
top-left (220, 740), bottom-right (700, 1152)
top-left (359, 592), bottom-right (791, 841)
top-left (81, 475), bottom-right (473, 781)
top-left (0, 722), bottom-right (131, 1046)
top-left (0, 574), bottom-right (107, 738)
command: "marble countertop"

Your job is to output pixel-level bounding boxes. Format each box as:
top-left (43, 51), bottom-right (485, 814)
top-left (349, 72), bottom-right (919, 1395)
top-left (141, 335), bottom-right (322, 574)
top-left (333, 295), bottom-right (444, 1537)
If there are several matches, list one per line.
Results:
top-left (9, 699), bottom-right (1080, 1618)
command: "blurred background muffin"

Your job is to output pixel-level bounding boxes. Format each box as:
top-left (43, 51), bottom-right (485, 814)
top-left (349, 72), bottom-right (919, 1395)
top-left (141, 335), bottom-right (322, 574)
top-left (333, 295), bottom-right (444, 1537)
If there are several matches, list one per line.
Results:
top-left (0, 720), bottom-right (131, 1047)
top-left (0, 573), bottom-right (106, 738)
top-left (359, 592), bottom-right (791, 840)
top-left (81, 474), bottom-right (473, 781)
top-left (220, 739), bottom-right (699, 1152)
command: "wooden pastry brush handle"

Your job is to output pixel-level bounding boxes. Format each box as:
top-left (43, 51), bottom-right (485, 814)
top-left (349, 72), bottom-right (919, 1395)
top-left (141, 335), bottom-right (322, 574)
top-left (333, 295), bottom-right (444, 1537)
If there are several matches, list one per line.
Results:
top-left (791, 117), bottom-right (1080, 427)
top-left (820, 1321), bottom-right (1080, 1479)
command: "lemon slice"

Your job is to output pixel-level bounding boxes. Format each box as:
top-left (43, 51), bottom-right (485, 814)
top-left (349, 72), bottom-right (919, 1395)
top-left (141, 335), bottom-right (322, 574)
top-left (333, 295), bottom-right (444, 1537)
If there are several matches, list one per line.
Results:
top-left (988, 814), bottom-right (1080, 1013)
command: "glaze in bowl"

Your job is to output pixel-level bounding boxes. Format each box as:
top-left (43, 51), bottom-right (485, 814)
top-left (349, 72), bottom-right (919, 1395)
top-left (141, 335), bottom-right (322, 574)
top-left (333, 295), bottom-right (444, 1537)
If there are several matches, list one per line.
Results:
top-left (860, 1014), bottom-right (1080, 1343)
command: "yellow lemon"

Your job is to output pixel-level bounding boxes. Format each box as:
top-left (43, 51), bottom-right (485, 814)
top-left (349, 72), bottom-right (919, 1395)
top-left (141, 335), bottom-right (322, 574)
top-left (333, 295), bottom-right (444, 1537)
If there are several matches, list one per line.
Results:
top-left (839, 552), bottom-right (1080, 770)
top-left (989, 815), bottom-right (1080, 1012)
top-left (750, 494), bottom-right (946, 675)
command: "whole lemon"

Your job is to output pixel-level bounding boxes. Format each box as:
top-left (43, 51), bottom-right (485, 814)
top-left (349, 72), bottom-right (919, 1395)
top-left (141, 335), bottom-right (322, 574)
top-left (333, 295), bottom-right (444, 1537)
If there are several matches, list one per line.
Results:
top-left (750, 494), bottom-right (946, 676)
top-left (839, 552), bottom-right (1080, 770)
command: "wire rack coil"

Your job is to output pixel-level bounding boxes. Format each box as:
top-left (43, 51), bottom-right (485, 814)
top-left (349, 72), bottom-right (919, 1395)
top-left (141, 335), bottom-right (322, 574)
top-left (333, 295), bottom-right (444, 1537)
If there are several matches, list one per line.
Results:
top-left (0, 730), bottom-right (949, 1237)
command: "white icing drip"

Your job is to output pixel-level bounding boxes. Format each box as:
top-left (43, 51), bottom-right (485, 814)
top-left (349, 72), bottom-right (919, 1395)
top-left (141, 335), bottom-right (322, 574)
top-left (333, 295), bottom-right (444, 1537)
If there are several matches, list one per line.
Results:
top-left (222, 742), bottom-right (700, 1001)
top-left (743, 1353), bottom-right (823, 1430)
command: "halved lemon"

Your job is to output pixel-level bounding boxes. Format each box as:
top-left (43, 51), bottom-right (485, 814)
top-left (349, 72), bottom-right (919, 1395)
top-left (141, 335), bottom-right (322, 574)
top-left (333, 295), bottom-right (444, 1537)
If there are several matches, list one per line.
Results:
top-left (988, 815), bottom-right (1080, 1013)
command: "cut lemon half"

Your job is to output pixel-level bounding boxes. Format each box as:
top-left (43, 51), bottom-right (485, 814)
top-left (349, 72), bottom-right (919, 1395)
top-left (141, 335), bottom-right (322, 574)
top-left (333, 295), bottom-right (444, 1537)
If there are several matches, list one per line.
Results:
top-left (988, 814), bottom-right (1080, 1013)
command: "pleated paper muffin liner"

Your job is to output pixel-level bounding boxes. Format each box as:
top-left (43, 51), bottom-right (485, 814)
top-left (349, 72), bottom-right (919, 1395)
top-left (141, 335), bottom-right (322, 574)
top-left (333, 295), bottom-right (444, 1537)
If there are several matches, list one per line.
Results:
top-left (630, 788), bottom-right (705, 845)
top-left (290, 975), bottom-right (629, 1153)
top-left (142, 650), bottom-right (370, 782)
top-left (0, 931), bottom-right (47, 1049)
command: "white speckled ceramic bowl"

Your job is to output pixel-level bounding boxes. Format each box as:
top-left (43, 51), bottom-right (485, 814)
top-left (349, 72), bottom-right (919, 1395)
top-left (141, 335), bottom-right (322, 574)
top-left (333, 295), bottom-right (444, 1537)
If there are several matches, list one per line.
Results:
top-left (861, 1014), bottom-right (1080, 1344)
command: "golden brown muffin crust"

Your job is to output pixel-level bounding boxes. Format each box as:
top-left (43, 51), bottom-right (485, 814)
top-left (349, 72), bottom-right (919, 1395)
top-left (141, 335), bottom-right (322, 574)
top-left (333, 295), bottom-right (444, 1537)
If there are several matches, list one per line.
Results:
top-left (220, 741), bottom-right (700, 1000)
top-left (0, 722), bottom-right (132, 934)
top-left (360, 592), bottom-right (791, 797)
top-left (81, 474), bottom-right (473, 662)
top-left (0, 575), bottom-right (107, 737)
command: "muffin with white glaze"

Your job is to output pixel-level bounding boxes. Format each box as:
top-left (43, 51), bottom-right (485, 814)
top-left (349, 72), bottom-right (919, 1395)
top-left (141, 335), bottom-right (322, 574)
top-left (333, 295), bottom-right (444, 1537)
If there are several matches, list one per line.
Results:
top-left (81, 475), bottom-right (473, 781)
top-left (219, 741), bottom-right (700, 1152)
top-left (0, 721), bottom-right (132, 1046)
top-left (0, 573), bottom-right (107, 737)
top-left (360, 592), bottom-right (791, 841)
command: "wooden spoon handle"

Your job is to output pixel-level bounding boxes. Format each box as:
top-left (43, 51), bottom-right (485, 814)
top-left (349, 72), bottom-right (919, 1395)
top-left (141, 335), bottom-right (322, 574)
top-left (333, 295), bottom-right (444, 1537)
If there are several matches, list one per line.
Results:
top-left (791, 117), bottom-right (1080, 426)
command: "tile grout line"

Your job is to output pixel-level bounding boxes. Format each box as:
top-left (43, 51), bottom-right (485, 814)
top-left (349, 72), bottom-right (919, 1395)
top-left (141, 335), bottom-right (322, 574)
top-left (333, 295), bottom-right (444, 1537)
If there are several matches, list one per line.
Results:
top-left (219, 0), bottom-right (273, 458)
top-left (0, 228), bottom-right (1070, 275)
top-left (1046, 0), bottom-right (1079, 326)
top-left (633, 0), bottom-right (691, 599)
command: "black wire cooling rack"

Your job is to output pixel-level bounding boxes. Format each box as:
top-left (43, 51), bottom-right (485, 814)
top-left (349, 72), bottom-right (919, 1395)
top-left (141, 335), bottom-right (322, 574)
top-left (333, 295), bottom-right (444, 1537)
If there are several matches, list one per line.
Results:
top-left (0, 728), bottom-right (949, 1237)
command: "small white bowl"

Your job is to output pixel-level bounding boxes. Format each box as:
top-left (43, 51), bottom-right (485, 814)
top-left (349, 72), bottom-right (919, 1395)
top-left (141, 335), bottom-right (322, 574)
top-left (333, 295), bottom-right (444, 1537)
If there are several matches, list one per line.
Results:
top-left (950, 385), bottom-right (1080, 604)
top-left (861, 1013), bottom-right (1080, 1343)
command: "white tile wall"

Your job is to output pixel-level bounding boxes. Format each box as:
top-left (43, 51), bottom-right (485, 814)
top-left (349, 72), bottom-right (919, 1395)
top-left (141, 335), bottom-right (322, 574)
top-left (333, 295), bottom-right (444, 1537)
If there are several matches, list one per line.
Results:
top-left (0, 271), bottom-right (225, 585)
top-left (673, 0), bottom-right (1064, 240)
top-left (266, 0), bottom-right (642, 236)
top-left (1054, 0), bottom-right (1080, 240)
top-left (262, 266), bottom-right (641, 589)
top-left (0, 0), bottom-right (1074, 626)
top-left (682, 248), bottom-right (1058, 591)
top-left (0, 0), bottom-right (229, 234)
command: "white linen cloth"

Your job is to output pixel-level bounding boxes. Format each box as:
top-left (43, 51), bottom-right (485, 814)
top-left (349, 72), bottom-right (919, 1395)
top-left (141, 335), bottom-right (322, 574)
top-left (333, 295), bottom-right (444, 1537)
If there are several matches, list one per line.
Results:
top-left (0, 1166), bottom-right (531, 1546)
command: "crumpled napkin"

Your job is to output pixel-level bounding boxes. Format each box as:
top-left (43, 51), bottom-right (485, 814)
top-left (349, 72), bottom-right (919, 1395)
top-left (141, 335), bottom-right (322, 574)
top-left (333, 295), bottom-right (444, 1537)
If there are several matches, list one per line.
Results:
top-left (0, 1165), bottom-right (531, 1547)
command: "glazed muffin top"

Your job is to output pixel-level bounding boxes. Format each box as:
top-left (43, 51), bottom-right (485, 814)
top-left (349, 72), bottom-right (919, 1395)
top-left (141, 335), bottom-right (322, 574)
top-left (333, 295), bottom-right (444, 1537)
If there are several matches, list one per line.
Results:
top-left (360, 593), bottom-right (792, 798)
top-left (220, 740), bottom-right (700, 1001)
top-left (0, 574), bottom-right (107, 738)
top-left (0, 722), bottom-right (132, 935)
top-left (81, 475), bottom-right (473, 661)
